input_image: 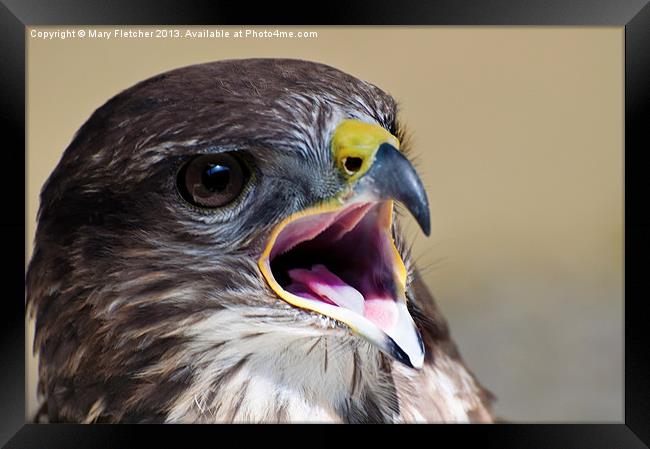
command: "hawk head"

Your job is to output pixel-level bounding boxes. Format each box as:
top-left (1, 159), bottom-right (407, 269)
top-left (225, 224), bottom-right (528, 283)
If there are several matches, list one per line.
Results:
top-left (27, 59), bottom-right (488, 423)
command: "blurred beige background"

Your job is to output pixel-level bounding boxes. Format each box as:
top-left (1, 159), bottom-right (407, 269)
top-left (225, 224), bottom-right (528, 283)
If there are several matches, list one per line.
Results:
top-left (26, 26), bottom-right (623, 422)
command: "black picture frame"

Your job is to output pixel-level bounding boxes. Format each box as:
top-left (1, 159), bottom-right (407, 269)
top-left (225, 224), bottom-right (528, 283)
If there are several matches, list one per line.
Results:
top-left (2, 0), bottom-right (648, 447)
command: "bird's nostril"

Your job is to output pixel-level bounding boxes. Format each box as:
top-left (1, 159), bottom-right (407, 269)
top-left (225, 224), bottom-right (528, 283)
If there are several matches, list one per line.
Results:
top-left (343, 157), bottom-right (363, 175)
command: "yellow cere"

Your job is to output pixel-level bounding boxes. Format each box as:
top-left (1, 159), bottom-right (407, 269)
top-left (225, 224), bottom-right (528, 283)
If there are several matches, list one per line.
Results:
top-left (332, 119), bottom-right (400, 183)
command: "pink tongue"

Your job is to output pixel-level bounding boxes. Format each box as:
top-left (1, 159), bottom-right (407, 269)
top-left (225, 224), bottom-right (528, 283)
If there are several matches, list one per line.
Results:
top-left (286, 265), bottom-right (364, 315)
top-left (285, 264), bottom-right (398, 330)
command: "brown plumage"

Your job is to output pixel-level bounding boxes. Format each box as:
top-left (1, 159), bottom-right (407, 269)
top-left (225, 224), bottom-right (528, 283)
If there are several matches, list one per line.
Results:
top-left (27, 58), bottom-right (494, 423)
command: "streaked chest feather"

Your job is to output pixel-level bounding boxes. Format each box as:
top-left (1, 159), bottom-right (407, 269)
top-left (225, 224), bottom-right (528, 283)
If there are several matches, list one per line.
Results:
top-left (160, 309), bottom-right (491, 423)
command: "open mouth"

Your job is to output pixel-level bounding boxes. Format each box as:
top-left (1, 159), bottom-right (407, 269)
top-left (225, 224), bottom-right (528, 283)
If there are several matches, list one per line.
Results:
top-left (259, 199), bottom-right (424, 368)
top-left (269, 200), bottom-right (404, 329)
top-left (258, 118), bottom-right (431, 368)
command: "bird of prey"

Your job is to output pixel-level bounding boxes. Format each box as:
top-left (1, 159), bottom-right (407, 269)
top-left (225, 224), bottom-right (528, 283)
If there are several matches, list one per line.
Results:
top-left (26, 58), bottom-right (494, 423)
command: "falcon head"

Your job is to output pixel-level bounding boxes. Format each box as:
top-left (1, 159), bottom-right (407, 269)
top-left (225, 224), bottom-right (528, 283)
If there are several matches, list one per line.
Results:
top-left (26, 59), bottom-right (464, 423)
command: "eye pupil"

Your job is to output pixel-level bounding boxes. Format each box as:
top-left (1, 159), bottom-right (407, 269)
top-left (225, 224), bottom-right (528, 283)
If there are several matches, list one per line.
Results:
top-left (202, 164), bottom-right (231, 192)
top-left (177, 153), bottom-right (249, 208)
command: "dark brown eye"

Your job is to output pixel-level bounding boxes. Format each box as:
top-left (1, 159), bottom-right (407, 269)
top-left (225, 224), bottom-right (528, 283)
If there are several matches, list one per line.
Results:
top-left (177, 153), bottom-right (248, 208)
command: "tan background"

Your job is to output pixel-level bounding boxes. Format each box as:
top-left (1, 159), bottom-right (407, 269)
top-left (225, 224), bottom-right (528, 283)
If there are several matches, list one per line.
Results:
top-left (26, 26), bottom-right (623, 422)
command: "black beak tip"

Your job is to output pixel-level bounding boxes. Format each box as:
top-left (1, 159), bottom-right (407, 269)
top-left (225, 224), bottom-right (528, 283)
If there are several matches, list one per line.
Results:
top-left (387, 337), bottom-right (415, 368)
top-left (386, 332), bottom-right (425, 370)
top-left (419, 209), bottom-right (431, 236)
top-left (357, 143), bottom-right (432, 237)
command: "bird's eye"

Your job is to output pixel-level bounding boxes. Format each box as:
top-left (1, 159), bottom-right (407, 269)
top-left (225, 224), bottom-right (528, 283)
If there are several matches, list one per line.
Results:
top-left (177, 153), bottom-right (249, 208)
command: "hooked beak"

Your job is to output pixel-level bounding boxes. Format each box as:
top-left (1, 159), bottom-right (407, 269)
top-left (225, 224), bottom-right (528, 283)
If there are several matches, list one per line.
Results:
top-left (258, 119), bottom-right (430, 369)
